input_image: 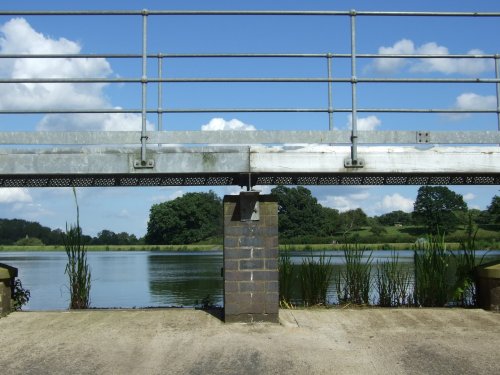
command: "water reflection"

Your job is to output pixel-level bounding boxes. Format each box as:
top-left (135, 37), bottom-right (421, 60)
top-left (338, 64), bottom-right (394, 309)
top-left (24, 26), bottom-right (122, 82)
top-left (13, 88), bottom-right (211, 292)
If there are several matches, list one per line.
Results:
top-left (147, 252), bottom-right (223, 307)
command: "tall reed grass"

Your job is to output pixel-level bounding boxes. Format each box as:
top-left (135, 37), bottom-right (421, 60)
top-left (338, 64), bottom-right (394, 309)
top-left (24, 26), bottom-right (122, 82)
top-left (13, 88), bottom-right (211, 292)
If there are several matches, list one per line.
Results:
top-left (336, 244), bottom-right (372, 305)
top-left (413, 233), bottom-right (450, 307)
top-left (63, 187), bottom-right (91, 309)
top-left (278, 249), bottom-right (294, 307)
top-left (300, 250), bottom-right (333, 306)
top-left (376, 251), bottom-right (412, 307)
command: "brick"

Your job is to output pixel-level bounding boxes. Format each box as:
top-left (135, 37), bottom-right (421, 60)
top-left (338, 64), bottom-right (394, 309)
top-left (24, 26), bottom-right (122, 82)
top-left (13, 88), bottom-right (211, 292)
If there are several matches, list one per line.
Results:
top-left (224, 270), bottom-right (252, 281)
top-left (224, 281), bottom-right (238, 293)
top-left (266, 281), bottom-right (279, 293)
top-left (240, 259), bottom-right (264, 270)
top-left (238, 236), bottom-right (265, 248)
top-left (223, 237), bottom-right (240, 248)
top-left (224, 248), bottom-right (252, 260)
top-left (224, 260), bottom-right (239, 271)
top-left (239, 282), bottom-right (265, 293)
top-left (253, 270), bottom-right (279, 281)
top-left (265, 259), bottom-right (278, 270)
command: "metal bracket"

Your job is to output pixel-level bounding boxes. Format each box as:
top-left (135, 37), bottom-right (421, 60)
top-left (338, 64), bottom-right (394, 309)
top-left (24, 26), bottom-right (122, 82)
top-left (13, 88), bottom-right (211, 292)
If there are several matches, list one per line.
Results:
top-left (417, 131), bottom-right (431, 143)
top-left (133, 159), bottom-right (155, 169)
top-left (240, 191), bottom-right (260, 221)
top-left (344, 158), bottom-right (365, 168)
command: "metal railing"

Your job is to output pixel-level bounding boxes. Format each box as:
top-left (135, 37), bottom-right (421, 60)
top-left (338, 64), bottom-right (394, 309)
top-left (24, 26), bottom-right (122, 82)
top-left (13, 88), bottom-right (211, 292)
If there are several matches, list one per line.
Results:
top-left (1, 9), bottom-right (500, 169)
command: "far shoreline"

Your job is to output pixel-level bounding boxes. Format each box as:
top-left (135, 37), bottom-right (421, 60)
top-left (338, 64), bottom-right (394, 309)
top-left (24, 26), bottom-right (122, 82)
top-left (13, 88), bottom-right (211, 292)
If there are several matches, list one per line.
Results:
top-left (2, 242), bottom-right (498, 252)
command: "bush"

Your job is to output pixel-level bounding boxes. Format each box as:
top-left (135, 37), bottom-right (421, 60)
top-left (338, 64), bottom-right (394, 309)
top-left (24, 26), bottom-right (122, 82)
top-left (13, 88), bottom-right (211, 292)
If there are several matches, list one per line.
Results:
top-left (14, 237), bottom-right (44, 246)
top-left (12, 279), bottom-right (30, 310)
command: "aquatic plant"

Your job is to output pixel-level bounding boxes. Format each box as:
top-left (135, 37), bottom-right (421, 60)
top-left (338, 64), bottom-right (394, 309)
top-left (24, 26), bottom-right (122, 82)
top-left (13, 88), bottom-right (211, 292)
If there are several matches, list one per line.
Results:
top-left (278, 249), bottom-right (294, 306)
top-left (300, 250), bottom-right (333, 306)
top-left (12, 279), bottom-right (30, 311)
top-left (63, 187), bottom-right (91, 309)
top-left (451, 213), bottom-right (485, 307)
top-left (413, 233), bottom-right (450, 307)
top-left (376, 251), bottom-right (412, 307)
top-left (336, 244), bottom-right (372, 305)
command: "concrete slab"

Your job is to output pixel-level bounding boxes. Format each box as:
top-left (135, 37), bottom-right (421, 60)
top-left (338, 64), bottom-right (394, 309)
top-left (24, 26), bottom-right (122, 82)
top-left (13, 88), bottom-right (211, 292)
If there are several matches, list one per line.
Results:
top-left (0, 308), bottom-right (498, 375)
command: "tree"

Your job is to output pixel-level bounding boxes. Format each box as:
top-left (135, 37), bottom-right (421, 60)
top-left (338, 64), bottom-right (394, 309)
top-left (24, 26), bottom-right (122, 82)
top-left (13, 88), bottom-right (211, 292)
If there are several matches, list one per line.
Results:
top-left (271, 185), bottom-right (329, 239)
top-left (413, 186), bottom-right (467, 234)
top-left (145, 191), bottom-right (222, 245)
top-left (486, 195), bottom-right (500, 224)
top-left (376, 210), bottom-right (413, 226)
top-left (338, 208), bottom-right (368, 238)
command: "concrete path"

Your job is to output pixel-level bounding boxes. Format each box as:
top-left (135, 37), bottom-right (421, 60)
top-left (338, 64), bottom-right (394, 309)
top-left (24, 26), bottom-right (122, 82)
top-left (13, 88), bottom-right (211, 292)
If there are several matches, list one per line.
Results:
top-left (0, 308), bottom-right (498, 375)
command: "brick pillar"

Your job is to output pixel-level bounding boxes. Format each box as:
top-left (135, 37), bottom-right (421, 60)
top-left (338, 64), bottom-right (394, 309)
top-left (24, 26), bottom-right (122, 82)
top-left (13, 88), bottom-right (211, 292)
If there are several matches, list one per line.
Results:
top-left (223, 193), bottom-right (279, 323)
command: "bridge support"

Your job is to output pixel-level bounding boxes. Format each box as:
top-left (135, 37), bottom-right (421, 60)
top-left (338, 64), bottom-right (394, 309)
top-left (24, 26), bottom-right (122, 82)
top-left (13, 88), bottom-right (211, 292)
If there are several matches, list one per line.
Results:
top-left (223, 193), bottom-right (279, 323)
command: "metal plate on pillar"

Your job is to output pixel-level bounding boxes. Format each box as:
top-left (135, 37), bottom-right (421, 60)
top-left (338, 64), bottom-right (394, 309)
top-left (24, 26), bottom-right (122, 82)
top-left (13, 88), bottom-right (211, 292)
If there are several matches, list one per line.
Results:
top-left (239, 191), bottom-right (260, 221)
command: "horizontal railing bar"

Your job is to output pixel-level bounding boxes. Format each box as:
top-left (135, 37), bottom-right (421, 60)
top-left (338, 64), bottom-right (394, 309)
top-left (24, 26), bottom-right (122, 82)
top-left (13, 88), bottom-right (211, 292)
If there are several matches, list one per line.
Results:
top-left (2, 77), bottom-right (498, 84)
top-left (1, 131), bottom-right (499, 145)
top-left (0, 108), bottom-right (497, 115)
top-left (1, 10), bottom-right (500, 17)
top-left (1, 53), bottom-right (497, 59)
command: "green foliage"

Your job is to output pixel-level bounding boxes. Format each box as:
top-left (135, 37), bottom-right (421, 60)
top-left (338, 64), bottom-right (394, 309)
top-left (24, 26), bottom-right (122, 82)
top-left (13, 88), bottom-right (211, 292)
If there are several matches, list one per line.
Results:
top-left (336, 244), bottom-right (372, 305)
top-left (12, 278), bottom-right (30, 311)
top-left (0, 218), bottom-right (63, 245)
top-left (413, 186), bottom-right (467, 234)
top-left (376, 251), bottom-right (412, 307)
top-left (413, 233), bottom-right (450, 307)
top-left (271, 185), bottom-right (333, 239)
top-left (375, 210), bottom-right (413, 226)
top-left (338, 209), bottom-right (368, 237)
top-left (91, 230), bottom-right (139, 245)
top-left (14, 237), bottom-right (44, 246)
top-left (452, 212), bottom-right (481, 307)
top-left (278, 250), bottom-right (294, 306)
top-left (63, 187), bottom-right (91, 309)
top-left (299, 251), bottom-right (333, 306)
top-left (145, 191), bottom-right (222, 245)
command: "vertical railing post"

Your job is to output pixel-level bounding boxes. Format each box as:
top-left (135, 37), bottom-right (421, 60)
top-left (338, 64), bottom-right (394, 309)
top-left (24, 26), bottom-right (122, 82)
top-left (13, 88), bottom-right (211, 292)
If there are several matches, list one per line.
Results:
top-left (345, 9), bottom-right (363, 168)
top-left (140, 9), bottom-right (149, 164)
top-left (327, 53), bottom-right (334, 130)
top-left (495, 55), bottom-right (500, 134)
top-left (157, 53), bottom-right (163, 147)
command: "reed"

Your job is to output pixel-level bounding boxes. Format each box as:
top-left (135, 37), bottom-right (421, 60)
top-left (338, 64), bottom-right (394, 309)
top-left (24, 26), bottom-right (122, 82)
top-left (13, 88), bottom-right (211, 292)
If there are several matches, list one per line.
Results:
top-left (413, 233), bottom-right (449, 307)
top-left (63, 187), bottom-right (91, 309)
top-left (376, 251), bottom-right (412, 307)
top-left (452, 213), bottom-right (481, 307)
top-left (278, 249), bottom-right (294, 306)
top-left (299, 250), bottom-right (333, 306)
top-left (336, 244), bottom-right (373, 305)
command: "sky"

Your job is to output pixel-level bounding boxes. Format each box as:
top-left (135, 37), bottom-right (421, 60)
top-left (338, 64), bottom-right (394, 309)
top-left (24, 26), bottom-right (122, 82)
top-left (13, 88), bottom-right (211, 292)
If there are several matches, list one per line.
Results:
top-left (0, 0), bottom-right (499, 237)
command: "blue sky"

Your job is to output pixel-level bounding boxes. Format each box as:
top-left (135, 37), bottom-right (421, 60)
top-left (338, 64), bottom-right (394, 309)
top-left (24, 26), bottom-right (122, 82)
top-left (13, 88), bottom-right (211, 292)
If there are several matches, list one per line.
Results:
top-left (0, 0), bottom-right (499, 237)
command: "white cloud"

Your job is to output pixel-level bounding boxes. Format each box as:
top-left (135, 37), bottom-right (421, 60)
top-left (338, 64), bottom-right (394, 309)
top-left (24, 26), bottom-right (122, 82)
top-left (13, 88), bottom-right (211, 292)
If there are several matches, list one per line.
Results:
top-left (377, 193), bottom-right (414, 213)
top-left (447, 92), bottom-right (496, 120)
top-left (319, 191), bottom-right (370, 212)
top-left (370, 39), bottom-right (493, 75)
top-left (38, 111), bottom-right (154, 131)
top-left (0, 18), bottom-right (149, 131)
top-left (0, 188), bottom-right (32, 203)
top-left (151, 189), bottom-right (185, 203)
top-left (201, 118), bottom-right (256, 131)
top-left (372, 38), bottom-right (414, 74)
top-left (463, 193), bottom-right (476, 202)
top-left (346, 115), bottom-right (381, 131)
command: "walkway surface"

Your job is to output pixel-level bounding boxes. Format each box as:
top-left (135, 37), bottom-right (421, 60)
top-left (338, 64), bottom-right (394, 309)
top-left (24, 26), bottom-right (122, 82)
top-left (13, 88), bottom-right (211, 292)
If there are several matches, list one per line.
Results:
top-left (0, 308), bottom-right (499, 375)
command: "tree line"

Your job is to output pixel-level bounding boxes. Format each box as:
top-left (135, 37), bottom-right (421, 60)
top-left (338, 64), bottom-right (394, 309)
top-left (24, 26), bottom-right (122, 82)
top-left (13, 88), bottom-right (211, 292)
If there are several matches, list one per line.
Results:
top-left (0, 219), bottom-right (141, 246)
top-left (1, 186), bottom-right (499, 246)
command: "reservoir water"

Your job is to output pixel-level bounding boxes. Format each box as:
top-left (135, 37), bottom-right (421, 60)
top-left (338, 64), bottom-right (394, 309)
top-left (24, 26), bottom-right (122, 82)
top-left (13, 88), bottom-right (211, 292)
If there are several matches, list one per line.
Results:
top-left (1, 250), bottom-right (499, 310)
